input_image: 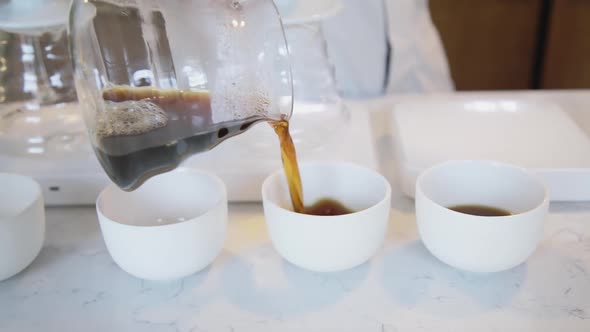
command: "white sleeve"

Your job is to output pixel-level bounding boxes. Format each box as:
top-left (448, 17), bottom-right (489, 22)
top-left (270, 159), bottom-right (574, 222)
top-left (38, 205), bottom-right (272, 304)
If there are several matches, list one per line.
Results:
top-left (385, 0), bottom-right (455, 93)
top-left (321, 0), bottom-right (389, 99)
top-left (321, 0), bottom-right (454, 97)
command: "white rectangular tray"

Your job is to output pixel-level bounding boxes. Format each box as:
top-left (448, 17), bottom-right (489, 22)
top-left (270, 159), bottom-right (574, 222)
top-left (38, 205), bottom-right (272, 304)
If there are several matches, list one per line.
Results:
top-left (391, 96), bottom-right (590, 201)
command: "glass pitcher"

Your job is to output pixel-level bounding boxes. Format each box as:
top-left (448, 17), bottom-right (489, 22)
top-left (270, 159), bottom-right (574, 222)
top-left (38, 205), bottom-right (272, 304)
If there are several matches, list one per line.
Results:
top-left (0, 0), bottom-right (84, 159)
top-left (235, 1), bottom-right (349, 157)
top-left (68, 0), bottom-right (293, 191)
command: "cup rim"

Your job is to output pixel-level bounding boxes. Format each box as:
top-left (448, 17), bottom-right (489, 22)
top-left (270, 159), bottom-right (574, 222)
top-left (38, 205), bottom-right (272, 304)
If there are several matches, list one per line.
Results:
top-left (96, 167), bottom-right (227, 229)
top-left (0, 173), bottom-right (42, 220)
top-left (261, 161), bottom-right (392, 219)
top-left (416, 159), bottom-right (550, 219)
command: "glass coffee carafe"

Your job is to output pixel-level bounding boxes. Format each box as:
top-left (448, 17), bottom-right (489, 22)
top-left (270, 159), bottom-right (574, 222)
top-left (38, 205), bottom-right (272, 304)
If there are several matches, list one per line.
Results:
top-left (68, 0), bottom-right (293, 190)
top-left (0, 0), bottom-right (84, 159)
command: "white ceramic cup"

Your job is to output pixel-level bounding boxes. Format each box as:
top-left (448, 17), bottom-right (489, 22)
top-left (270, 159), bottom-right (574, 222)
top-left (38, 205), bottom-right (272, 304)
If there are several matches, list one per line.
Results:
top-left (262, 162), bottom-right (391, 272)
top-left (96, 168), bottom-right (227, 281)
top-left (0, 173), bottom-right (45, 281)
top-left (415, 160), bottom-right (549, 273)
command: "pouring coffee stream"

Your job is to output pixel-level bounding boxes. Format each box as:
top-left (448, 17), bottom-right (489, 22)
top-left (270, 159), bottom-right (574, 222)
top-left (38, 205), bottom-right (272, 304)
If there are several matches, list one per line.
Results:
top-left (271, 118), bottom-right (304, 213)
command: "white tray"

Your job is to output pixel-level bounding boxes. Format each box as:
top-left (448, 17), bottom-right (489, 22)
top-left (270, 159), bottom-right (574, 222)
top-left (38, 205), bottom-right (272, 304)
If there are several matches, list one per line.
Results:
top-left (391, 97), bottom-right (590, 201)
top-left (0, 106), bottom-right (377, 206)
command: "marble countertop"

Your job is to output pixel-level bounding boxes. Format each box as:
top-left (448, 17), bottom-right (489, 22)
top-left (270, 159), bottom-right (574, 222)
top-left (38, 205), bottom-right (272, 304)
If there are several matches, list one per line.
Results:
top-left (1, 91), bottom-right (590, 331)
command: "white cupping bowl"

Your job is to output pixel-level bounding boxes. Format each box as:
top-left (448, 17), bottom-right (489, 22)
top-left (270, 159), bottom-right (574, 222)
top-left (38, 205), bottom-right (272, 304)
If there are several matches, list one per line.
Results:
top-left (0, 173), bottom-right (45, 281)
top-left (262, 162), bottom-right (391, 272)
top-left (96, 168), bottom-right (227, 281)
top-left (416, 160), bottom-right (549, 273)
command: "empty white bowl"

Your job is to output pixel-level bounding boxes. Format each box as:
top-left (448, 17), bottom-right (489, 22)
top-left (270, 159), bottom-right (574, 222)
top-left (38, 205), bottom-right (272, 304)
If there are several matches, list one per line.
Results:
top-left (262, 162), bottom-right (391, 272)
top-left (415, 160), bottom-right (549, 273)
top-left (96, 168), bottom-right (227, 281)
top-left (0, 173), bottom-right (45, 281)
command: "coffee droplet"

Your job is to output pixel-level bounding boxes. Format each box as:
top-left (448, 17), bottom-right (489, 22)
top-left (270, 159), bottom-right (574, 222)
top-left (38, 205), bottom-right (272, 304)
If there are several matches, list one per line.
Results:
top-left (218, 127), bottom-right (229, 138)
top-left (240, 121), bottom-right (254, 131)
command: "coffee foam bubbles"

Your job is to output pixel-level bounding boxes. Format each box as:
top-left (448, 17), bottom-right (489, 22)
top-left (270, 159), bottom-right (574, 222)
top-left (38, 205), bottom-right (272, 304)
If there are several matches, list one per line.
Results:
top-left (97, 100), bottom-right (168, 137)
